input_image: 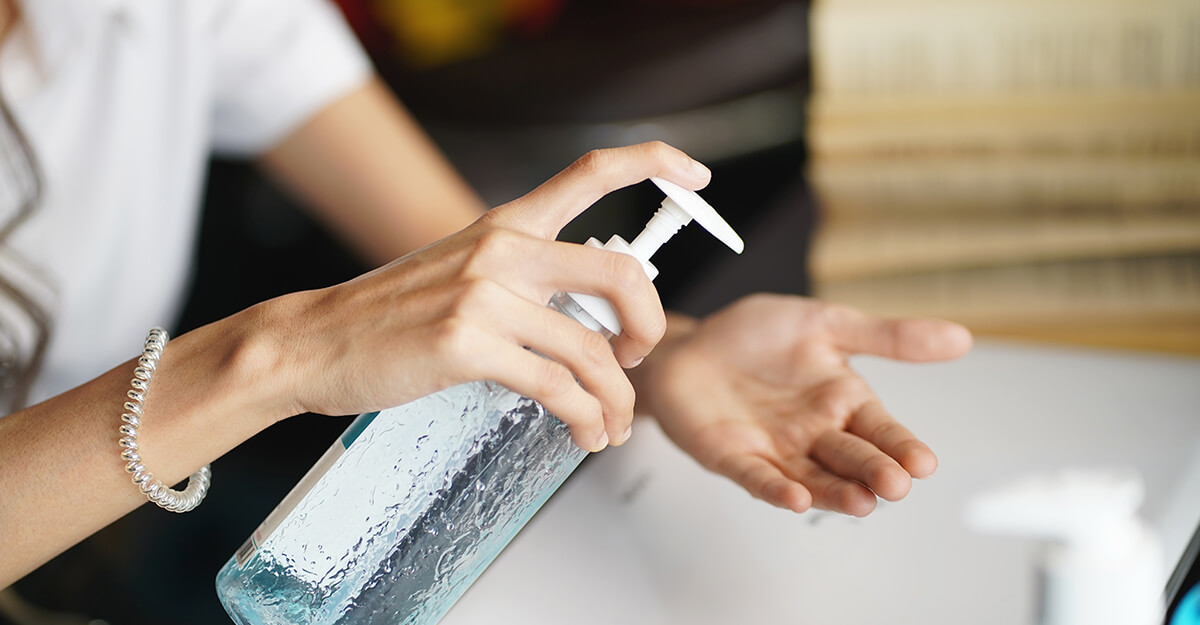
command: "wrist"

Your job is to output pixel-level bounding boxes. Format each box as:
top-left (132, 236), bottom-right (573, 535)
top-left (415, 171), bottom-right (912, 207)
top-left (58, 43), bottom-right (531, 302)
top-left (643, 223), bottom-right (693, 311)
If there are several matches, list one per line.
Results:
top-left (174, 297), bottom-right (302, 429)
top-left (660, 311), bottom-right (699, 342)
top-left (628, 311), bottom-right (699, 414)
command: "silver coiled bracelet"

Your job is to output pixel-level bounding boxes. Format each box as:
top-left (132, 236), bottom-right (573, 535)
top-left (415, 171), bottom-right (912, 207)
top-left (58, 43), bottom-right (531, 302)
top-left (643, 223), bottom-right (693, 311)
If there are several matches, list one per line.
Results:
top-left (118, 327), bottom-right (211, 512)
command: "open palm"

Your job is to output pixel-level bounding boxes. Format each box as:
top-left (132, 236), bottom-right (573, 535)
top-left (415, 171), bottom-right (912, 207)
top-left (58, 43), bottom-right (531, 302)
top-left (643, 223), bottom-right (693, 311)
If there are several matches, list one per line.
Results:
top-left (637, 294), bottom-right (972, 517)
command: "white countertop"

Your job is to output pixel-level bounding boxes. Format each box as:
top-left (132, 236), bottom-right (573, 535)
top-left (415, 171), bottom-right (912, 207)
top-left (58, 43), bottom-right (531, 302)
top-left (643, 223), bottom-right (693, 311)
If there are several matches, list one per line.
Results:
top-left (441, 341), bottom-right (1200, 625)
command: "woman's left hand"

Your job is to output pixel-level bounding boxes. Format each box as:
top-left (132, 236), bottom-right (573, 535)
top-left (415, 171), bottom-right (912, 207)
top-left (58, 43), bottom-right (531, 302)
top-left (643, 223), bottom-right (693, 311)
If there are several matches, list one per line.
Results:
top-left (632, 294), bottom-right (972, 517)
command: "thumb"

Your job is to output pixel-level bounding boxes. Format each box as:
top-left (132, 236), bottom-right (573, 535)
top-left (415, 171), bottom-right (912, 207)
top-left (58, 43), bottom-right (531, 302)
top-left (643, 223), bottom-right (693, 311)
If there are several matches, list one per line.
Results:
top-left (825, 304), bottom-right (974, 362)
top-left (488, 141), bottom-right (712, 240)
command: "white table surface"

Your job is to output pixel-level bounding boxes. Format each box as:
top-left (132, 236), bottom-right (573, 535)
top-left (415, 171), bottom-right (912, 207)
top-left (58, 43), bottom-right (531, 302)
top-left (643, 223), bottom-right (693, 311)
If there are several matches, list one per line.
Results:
top-left (440, 341), bottom-right (1200, 625)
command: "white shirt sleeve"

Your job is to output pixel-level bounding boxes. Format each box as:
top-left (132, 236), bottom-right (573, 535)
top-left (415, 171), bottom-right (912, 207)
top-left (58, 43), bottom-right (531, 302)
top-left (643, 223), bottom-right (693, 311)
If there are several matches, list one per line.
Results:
top-left (207, 0), bottom-right (373, 155)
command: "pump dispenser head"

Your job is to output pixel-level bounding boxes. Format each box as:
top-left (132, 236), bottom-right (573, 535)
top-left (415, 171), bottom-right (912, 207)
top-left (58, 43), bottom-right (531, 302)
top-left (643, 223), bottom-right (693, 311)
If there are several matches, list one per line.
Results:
top-left (565, 179), bottom-right (743, 336)
top-left (649, 178), bottom-right (744, 254)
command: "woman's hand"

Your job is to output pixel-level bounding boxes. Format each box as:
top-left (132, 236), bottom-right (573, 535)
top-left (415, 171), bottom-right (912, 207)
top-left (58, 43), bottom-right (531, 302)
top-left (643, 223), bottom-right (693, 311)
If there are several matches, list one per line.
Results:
top-left (632, 294), bottom-right (972, 516)
top-left (261, 141), bottom-right (712, 451)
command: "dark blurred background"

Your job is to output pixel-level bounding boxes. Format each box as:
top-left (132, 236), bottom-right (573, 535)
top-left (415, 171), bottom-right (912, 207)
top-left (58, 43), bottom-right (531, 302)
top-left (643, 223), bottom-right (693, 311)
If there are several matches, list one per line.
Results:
top-left (8, 2), bottom-right (809, 623)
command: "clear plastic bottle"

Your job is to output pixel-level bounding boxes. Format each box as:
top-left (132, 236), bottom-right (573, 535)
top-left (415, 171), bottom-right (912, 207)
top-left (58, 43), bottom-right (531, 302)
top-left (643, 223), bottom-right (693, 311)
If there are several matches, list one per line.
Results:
top-left (215, 179), bottom-right (743, 625)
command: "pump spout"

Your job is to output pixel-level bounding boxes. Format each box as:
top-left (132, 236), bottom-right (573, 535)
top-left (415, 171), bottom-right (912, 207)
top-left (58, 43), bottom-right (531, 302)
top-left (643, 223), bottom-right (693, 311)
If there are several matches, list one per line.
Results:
top-left (564, 177), bottom-right (744, 337)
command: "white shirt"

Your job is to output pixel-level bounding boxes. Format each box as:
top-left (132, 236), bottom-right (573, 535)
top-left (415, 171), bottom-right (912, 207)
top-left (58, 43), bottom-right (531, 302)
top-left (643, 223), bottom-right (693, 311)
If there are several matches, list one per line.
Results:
top-left (0, 0), bottom-right (371, 407)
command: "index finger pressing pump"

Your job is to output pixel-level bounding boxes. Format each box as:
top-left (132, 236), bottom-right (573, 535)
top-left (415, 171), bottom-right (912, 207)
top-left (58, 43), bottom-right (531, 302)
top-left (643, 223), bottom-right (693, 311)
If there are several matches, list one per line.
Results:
top-left (215, 178), bottom-right (743, 625)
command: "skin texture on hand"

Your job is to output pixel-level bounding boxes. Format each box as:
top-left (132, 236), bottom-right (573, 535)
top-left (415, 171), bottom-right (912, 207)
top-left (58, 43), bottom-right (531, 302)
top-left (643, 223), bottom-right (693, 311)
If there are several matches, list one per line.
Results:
top-left (631, 294), bottom-right (973, 517)
top-left (266, 141), bottom-right (712, 452)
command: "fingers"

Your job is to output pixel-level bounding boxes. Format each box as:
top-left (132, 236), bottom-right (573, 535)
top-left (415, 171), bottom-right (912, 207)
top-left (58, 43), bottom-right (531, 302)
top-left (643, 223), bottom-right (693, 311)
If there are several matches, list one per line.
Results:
top-left (523, 244), bottom-right (665, 368)
top-left (440, 278), bottom-right (637, 451)
top-left (481, 284), bottom-right (638, 448)
top-left (720, 450), bottom-right (894, 517)
top-left (779, 456), bottom-right (879, 517)
top-left (848, 401), bottom-right (938, 479)
top-left (716, 454), bottom-right (813, 514)
top-left (810, 431), bottom-right (912, 502)
top-left (456, 230), bottom-right (665, 368)
top-left (823, 304), bottom-right (973, 362)
top-left (452, 323), bottom-right (612, 452)
top-left (802, 400), bottom-right (935, 509)
top-left (488, 141), bottom-right (712, 240)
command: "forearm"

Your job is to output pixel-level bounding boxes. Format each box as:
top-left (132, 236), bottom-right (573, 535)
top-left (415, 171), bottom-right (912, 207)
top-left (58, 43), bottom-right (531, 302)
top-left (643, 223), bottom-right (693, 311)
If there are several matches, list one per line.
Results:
top-left (0, 303), bottom-right (293, 587)
top-left (258, 77), bottom-right (486, 266)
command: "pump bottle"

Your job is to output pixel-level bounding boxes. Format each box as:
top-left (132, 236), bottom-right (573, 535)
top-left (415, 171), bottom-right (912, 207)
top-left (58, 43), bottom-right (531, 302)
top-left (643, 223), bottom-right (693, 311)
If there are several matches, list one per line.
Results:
top-left (966, 469), bottom-right (1165, 625)
top-left (215, 178), bottom-right (743, 625)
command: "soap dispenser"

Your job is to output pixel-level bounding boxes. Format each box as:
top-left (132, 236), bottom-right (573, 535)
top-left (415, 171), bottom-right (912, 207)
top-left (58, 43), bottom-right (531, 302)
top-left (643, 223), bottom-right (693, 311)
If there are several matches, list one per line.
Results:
top-left (966, 469), bottom-right (1165, 625)
top-left (215, 178), bottom-right (743, 625)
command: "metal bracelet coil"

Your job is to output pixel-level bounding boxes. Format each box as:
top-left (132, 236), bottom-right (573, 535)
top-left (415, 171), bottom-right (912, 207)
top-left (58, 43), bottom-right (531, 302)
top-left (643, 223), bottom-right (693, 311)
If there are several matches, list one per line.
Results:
top-left (120, 327), bottom-right (211, 512)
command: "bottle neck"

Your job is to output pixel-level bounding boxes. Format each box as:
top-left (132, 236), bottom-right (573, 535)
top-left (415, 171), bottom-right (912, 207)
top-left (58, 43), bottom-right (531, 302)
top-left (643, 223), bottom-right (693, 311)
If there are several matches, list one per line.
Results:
top-left (548, 292), bottom-right (615, 339)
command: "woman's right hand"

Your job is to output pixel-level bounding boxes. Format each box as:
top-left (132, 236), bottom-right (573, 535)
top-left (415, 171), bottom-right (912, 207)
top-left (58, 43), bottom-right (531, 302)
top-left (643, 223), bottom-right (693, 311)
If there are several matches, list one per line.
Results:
top-left (258, 142), bottom-right (711, 451)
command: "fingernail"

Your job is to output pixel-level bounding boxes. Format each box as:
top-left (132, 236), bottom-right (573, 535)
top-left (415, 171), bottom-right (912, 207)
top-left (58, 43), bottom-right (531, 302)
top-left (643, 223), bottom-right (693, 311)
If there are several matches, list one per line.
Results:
top-left (628, 357), bottom-right (645, 368)
top-left (592, 431), bottom-right (610, 452)
top-left (620, 425), bottom-right (633, 444)
top-left (689, 158), bottom-right (711, 180)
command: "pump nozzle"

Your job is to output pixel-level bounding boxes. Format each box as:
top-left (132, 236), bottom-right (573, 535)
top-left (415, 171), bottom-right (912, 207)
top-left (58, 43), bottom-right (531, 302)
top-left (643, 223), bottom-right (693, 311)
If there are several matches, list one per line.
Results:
top-left (562, 179), bottom-right (743, 336)
top-left (650, 178), bottom-right (744, 254)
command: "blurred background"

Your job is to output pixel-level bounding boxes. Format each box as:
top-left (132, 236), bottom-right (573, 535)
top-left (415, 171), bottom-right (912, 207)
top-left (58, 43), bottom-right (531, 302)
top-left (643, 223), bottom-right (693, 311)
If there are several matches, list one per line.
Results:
top-left (806, 0), bottom-right (1200, 356)
top-left (6, 0), bottom-right (1199, 623)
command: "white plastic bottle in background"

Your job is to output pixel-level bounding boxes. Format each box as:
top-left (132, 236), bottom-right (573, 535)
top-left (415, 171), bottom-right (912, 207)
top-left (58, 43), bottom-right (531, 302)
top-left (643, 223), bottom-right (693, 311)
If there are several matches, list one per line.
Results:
top-left (215, 178), bottom-right (744, 625)
top-left (966, 469), bottom-right (1166, 625)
